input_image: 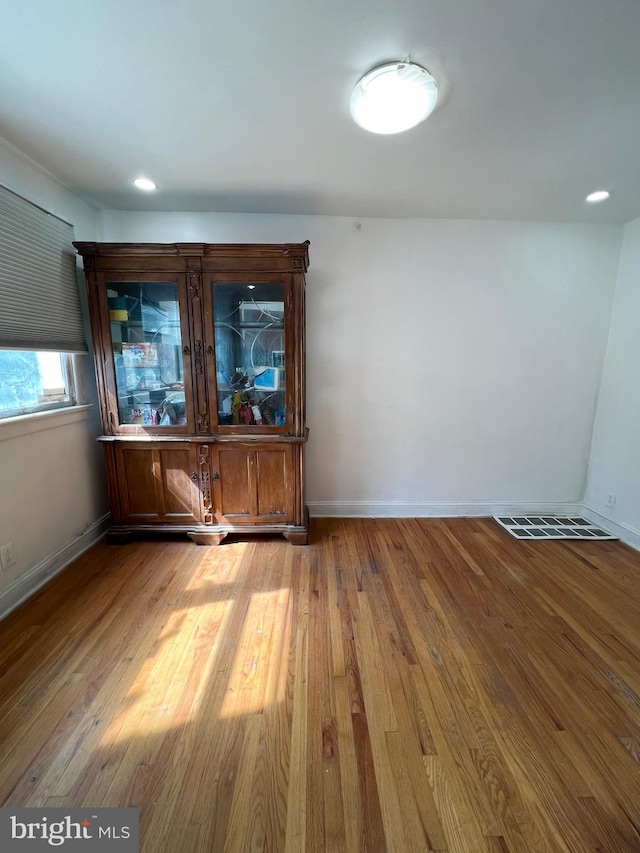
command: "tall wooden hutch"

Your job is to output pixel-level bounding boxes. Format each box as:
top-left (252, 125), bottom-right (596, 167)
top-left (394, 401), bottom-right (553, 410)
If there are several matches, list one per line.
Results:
top-left (74, 241), bottom-right (310, 545)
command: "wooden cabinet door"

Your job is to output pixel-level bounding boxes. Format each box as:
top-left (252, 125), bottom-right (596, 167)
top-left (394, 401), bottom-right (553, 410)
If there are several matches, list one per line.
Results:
top-left (214, 448), bottom-right (253, 519)
top-left (255, 447), bottom-right (292, 518)
top-left (95, 272), bottom-right (196, 436)
top-left (212, 445), bottom-right (293, 523)
top-left (202, 272), bottom-right (295, 434)
top-left (115, 443), bottom-right (202, 524)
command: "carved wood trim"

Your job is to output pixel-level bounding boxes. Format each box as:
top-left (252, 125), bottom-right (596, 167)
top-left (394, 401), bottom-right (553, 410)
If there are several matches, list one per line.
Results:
top-left (188, 274), bottom-right (201, 300)
top-left (199, 444), bottom-right (213, 524)
top-left (187, 272), bottom-right (209, 432)
top-left (193, 339), bottom-right (203, 375)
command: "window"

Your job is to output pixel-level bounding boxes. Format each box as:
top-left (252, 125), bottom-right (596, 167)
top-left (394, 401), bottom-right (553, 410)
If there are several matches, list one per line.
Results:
top-left (0, 350), bottom-right (76, 419)
top-left (0, 184), bottom-right (88, 424)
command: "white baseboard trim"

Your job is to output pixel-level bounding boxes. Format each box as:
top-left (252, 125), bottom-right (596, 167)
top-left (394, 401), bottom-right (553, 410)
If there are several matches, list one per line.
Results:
top-left (0, 513), bottom-right (111, 622)
top-left (581, 505), bottom-right (640, 552)
top-left (308, 501), bottom-right (583, 518)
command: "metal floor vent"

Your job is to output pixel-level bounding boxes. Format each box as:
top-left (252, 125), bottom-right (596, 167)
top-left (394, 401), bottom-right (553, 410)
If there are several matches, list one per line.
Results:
top-left (494, 516), bottom-right (617, 540)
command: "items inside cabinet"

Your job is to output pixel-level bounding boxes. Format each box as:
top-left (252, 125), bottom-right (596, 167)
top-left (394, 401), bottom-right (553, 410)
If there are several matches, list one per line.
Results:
top-left (213, 282), bottom-right (286, 427)
top-left (108, 281), bottom-right (186, 426)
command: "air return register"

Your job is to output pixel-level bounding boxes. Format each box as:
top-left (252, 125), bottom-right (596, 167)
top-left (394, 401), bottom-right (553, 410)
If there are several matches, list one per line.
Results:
top-left (494, 516), bottom-right (616, 540)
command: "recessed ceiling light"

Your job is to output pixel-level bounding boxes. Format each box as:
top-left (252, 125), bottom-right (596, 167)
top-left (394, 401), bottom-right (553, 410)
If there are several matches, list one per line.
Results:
top-left (350, 61), bottom-right (438, 135)
top-left (133, 177), bottom-right (157, 191)
top-left (586, 190), bottom-right (610, 203)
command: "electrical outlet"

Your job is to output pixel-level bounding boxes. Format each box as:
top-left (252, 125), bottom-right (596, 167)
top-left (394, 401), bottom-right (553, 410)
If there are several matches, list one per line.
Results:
top-left (0, 543), bottom-right (16, 569)
top-left (605, 492), bottom-right (617, 508)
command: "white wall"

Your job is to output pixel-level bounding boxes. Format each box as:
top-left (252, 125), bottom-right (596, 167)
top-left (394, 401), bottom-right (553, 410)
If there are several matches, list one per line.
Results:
top-left (0, 139), bottom-right (107, 613)
top-left (101, 210), bottom-right (621, 515)
top-left (584, 215), bottom-right (640, 546)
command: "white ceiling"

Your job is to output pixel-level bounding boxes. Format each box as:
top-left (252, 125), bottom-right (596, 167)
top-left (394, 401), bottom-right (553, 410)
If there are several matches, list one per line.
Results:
top-left (1, 0), bottom-right (639, 224)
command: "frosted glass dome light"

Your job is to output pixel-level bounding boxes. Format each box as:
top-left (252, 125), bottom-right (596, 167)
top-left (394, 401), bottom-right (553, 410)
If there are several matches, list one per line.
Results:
top-left (585, 190), bottom-right (610, 203)
top-left (133, 177), bottom-right (157, 191)
top-left (350, 62), bottom-right (438, 134)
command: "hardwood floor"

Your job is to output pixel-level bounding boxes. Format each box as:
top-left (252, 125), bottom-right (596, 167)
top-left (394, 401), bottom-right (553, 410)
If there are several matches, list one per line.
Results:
top-left (1, 517), bottom-right (639, 851)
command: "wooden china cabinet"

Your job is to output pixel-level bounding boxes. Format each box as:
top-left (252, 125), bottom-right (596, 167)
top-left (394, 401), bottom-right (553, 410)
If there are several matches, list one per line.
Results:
top-left (74, 241), bottom-right (310, 545)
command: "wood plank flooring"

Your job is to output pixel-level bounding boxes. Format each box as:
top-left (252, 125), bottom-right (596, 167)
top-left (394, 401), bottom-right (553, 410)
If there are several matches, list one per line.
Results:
top-left (1, 517), bottom-right (639, 851)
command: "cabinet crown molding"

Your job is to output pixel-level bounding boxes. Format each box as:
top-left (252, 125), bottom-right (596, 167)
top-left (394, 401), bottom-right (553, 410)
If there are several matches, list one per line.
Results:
top-left (74, 241), bottom-right (311, 272)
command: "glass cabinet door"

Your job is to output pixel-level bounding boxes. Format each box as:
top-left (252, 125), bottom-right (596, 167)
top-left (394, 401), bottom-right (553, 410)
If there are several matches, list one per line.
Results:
top-left (105, 279), bottom-right (189, 429)
top-left (211, 281), bottom-right (287, 429)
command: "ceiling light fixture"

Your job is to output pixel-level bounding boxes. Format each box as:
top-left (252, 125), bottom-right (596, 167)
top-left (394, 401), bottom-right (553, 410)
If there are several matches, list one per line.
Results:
top-left (133, 177), bottom-right (157, 191)
top-left (350, 61), bottom-right (438, 135)
top-left (585, 190), bottom-right (610, 203)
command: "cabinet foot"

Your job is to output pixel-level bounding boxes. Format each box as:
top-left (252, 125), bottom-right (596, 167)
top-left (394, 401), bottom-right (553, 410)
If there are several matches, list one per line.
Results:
top-left (187, 531), bottom-right (229, 546)
top-left (283, 530), bottom-right (309, 546)
top-left (106, 530), bottom-right (134, 545)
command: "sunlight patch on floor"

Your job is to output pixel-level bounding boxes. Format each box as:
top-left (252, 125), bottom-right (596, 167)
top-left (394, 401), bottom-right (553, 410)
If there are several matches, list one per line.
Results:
top-left (219, 587), bottom-right (291, 719)
top-left (99, 598), bottom-right (236, 744)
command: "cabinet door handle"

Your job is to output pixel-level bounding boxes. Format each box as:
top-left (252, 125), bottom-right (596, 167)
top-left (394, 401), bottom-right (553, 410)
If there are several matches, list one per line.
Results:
top-left (183, 345), bottom-right (191, 355)
top-left (190, 472), bottom-right (198, 481)
top-left (206, 345), bottom-right (214, 355)
top-left (212, 471), bottom-right (220, 481)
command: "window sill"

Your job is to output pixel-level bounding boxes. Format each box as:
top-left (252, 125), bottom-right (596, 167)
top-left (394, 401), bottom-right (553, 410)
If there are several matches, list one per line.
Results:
top-left (0, 404), bottom-right (93, 443)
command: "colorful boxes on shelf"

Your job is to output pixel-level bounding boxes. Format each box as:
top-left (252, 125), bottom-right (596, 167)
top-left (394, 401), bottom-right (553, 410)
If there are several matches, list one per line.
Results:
top-left (123, 405), bottom-right (158, 425)
top-left (108, 297), bottom-right (129, 322)
top-left (122, 343), bottom-right (158, 368)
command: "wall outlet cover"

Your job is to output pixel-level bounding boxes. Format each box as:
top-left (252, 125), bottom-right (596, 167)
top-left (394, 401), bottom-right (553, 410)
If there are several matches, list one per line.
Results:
top-left (0, 543), bottom-right (16, 569)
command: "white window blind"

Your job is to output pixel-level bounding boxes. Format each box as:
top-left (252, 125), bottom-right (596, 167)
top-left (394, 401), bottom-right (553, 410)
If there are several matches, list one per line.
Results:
top-left (0, 184), bottom-right (87, 352)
